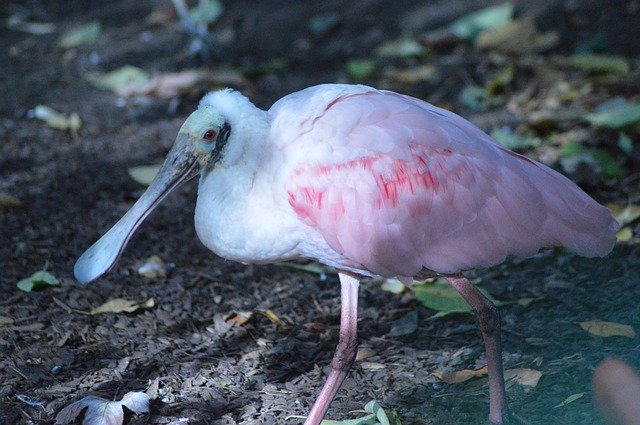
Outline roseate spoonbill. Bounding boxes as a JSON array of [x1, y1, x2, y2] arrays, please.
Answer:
[[75, 84, 618, 424]]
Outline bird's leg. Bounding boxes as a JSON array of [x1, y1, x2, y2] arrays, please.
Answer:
[[304, 272, 360, 425], [446, 275, 508, 425]]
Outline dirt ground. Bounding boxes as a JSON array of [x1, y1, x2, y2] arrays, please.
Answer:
[[1, 1, 639, 424]]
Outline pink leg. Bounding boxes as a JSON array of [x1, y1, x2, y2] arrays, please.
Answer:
[[304, 273, 360, 425], [446, 275, 508, 425]]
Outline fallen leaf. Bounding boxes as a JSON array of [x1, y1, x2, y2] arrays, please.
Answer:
[[618, 133, 634, 155], [504, 368, 542, 387], [347, 59, 377, 80], [30, 105, 82, 133], [225, 311, 253, 327], [54, 391, 149, 425], [380, 278, 406, 294], [189, 0, 224, 25], [85, 66, 151, 93], [318, 400, 401, 425], [450, 3, 514, 40], [308, 13, 341, 36], [414, 278, 497, 317], [587, 100, 640, 129], [261, 309, 285, 326], [559, 142, 622, 180], [616, 227, 633, 242], [6, 15, 56, 35], [58, 21, 101, 48], [433, 366, 488, 384], [276, 262, 334, 280], [607, 204, 640, 227], [114, 69, 246, 99], [17, 270, 60, 292], [476, 18, 558, 53], [137, 255, 166, 279], [128, 165, 161, 186], [554, 392, 585, 408], [91, 298, 154, 315], [0, 192, 22, 208], [360, 362, 386, 371], [377, 38, 425, 58], [565, 54, 630, 75], [491, 127, 540, 152], [579, 320, 636, 338], [384, 65, 437, 84], [356, 347, 377, 361], [458, 84, 504, 111]]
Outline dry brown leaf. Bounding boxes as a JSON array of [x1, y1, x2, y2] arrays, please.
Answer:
[[579, 320, 636, 338], [91, 298, 154, 315], [54, 391, 149, 425], [262, 309, 285, 326], [225, 311, 253, 327], [356, 347, 377, 361], [433, 365, 488, 384], [137, 255, 166, 279], [384, 64, 437, 84], [504, 368, 542, 387], [360, 361, 386, 370], [116, 69, 247, 98], [476, 18, 558, 53], [0, 192, 22, 208]]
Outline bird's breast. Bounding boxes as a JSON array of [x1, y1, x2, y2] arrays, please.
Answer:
[[193, 167, 303, 264]]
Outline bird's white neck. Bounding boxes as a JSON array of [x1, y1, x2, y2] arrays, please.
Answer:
[[193, 91, 302, 263]]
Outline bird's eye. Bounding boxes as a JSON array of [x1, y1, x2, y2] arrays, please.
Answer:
[[203, 129, 217, 141]]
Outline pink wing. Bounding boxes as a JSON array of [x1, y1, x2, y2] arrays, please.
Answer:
[[274, 85, 618, 278]]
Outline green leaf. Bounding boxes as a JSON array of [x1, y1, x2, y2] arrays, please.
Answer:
[[381, 278, 406, 294], [17, 271, 60, 292], [618, 133, 634, 155], [58, 21, 101, 48], [320, 401, 402, 425], [346, 59, 377, 80], [554, 392, 585, 408], [458, 85, 486, 111], [616, 226, 633, 242], [566, 54, 630, 75], [559, 141, 585, 157], [85, 65, 151, 92], [459, 84, 504, 111], [189, 0, 223, 25], [414, 279, 497, 317], [450, 3, 514, 40], [587, 101, 640, 129], [591, 149, 622, 179], [491, 127, 540, 152], [559, 142, 622, 180]]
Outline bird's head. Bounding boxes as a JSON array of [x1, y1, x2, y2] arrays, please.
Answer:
[[178, 106, 231, 169], [73, 89, 264, 284]]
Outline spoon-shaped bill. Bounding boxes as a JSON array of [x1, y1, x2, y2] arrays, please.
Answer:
[[74, 134, 199, 284]]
